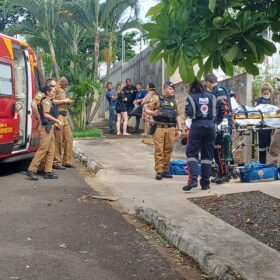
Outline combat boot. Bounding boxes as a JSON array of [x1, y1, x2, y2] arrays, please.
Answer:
[[155, 172, 163, 180], [215, 174, 231, 184], [26, 171, 38, 181], [211, 177, 217, 183], [53, 164, 66, 170], [214, 176, 224, 184], [223, 174, 231, 182], [211, 172, 222, 183], [182, 182, 198, 191], [44, 172, 58, 179], [162, 172, 173, 178]]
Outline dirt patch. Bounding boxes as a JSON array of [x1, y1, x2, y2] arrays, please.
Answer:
[[191, 191, 280, 252]]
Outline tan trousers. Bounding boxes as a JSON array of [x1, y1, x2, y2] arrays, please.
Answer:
[[154, 127, 176, 173], [28, 125, 55, 173], [54, 115, 73, 165], [268, 129, 280, 164]]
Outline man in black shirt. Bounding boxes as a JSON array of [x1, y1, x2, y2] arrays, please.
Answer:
[[123, 78, 137, 116]]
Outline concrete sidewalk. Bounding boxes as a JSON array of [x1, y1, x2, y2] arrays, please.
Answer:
[[74, 137, 280, 280]]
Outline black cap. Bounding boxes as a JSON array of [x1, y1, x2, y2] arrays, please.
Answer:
[[164, 81, 175, 89]]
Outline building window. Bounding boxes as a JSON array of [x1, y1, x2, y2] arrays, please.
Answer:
[[0, 63, 13, 97]]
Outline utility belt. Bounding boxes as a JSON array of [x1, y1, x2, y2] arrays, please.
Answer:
[[156, 123, 176, 128], [58, 111, 67, 117]]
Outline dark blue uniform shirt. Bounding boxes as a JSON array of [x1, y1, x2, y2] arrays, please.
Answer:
[[135, 90, 147, 100], [255, 97, 271, 105]]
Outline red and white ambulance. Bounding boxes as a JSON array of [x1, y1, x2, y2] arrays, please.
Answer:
[[0, 33, 42, 162]]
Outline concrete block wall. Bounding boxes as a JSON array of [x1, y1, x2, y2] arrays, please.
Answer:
[[108, 47, 163, 90], [95, 47, 163, 122]]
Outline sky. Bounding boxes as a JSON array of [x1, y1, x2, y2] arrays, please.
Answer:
[[130, 0, 159, 53], [139, 0, 159, 20]]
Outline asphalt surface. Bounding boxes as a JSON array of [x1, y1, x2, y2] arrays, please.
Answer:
[[0, 161, 185, 280]]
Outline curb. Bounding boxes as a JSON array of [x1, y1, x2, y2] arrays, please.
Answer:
[[136, 207, 245, 280], [73, 146, 103, 175]]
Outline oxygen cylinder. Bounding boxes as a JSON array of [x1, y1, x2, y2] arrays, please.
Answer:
[[222, 132, 232, 162]]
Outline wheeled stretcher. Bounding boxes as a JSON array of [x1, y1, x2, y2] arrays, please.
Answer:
[[234, 104, 280, 128], [232, 104, 280, 163]]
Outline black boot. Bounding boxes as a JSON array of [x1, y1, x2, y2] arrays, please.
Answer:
[[44, 172, 58, 179], [26, 171, 38, 181], [182, 182, 198, 191], [53, 164, 66, 170], [155, 172, 163, 180], [201, 185, 210, 191], [259, 150, 267, 164], [200, 163, 212, 188], [162, 172, 173, 178], [214, 176, 225, 184]]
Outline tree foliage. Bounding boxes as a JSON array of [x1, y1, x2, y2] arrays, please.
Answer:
[[0, 0, 27, 31], [5, 0, 65, 78], [144, 0, 280, 83], [2, 0, 142, 128]]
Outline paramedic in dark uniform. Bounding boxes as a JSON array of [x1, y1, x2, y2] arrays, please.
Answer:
[[183, 80, 217, 191], [204, 73, 232, 184], [146, 82, 182, 180], [26, 86, 63, 180], [254, 83, 273, 164]]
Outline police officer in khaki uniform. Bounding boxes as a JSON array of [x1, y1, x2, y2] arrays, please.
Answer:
[[26, 86, 63, 180], [31, 79, 57, 124], [53, 76, 74, 169], [146, 82, 182, 180]]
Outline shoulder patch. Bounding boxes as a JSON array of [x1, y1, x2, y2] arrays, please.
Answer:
[[43, 99, 52, 107], [35, 92, 43, 102]]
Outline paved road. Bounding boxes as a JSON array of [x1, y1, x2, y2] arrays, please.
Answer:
[[0, 161, 185, 280]]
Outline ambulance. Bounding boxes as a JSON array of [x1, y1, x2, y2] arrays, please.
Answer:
[[0, 33, 42, 162]]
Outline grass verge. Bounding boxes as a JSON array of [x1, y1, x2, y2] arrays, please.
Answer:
[[73, 128, 103, 138]]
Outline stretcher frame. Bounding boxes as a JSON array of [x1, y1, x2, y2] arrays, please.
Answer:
[[232, 108, 280, 163], [233, 120, 280, 164]]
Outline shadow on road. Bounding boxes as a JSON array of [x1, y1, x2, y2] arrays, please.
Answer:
[[0, 159, 31, 177]]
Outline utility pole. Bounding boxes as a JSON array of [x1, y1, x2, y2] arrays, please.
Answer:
[[139, 35, 142, 82], [121, 35, 125, 81], [161, 57, 165, 90]]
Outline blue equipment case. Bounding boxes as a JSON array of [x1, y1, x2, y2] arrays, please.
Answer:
[[169, 160, 202, 176], [239, 161, 278, 183]]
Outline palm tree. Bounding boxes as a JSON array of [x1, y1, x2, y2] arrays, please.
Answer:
[[103, 0, 142, 79], [63, 0, 137, 80], [6, 0, 63, 78], [55, 22, 87, 72], [0, 0, 6, 11]]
